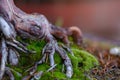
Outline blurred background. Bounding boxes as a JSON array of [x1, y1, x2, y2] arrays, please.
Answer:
[[14, 0, 120, 44]]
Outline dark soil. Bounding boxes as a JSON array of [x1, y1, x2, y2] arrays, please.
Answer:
[[82, 40, 120, 80]]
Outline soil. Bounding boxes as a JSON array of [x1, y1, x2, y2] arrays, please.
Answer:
[[82, 39, 120, 80]]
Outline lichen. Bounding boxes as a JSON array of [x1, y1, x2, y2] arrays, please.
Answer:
[[10, 38, 99, 80]]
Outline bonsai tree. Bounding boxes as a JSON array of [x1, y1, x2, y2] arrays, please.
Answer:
[[0, 0, 82, 79]]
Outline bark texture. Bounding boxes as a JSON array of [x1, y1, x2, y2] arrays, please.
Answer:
[[0, 0, 82, 79]]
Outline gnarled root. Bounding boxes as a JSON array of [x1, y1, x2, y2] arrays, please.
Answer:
[[0, 16, 35, 80], [0, 38, 8, 80], [55, 44, 73, 78], [28, 37, 73, 79], [0, 38, 15, 80], [0, 0, 83, 79], [50, 24, 83, 46]]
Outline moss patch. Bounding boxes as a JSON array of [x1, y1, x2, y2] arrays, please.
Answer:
[[9, 38, 99, 80]]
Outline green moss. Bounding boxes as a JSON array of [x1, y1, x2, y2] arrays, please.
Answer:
[[10, 38, 99, 80], [67, 48, 99, 80], [11, 68, 22, 80]]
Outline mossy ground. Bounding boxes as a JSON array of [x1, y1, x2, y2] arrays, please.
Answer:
[[7, 38, 99, 80]]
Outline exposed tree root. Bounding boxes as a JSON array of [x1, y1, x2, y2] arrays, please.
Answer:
[[0, 0, 82, 79]]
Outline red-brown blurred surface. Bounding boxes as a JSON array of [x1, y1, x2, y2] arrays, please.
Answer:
[[15, 1, 120, 42]]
